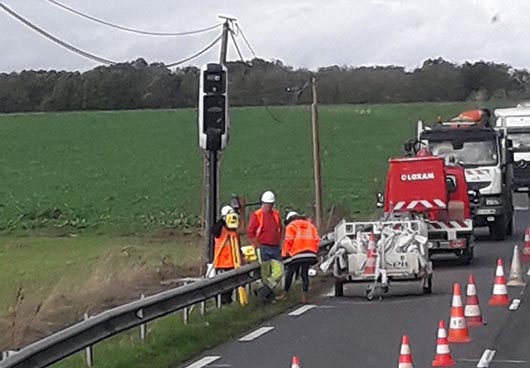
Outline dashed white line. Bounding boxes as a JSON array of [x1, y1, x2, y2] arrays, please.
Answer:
[[239, 327, 274, 342], [509, 298, 521, 311], [477, 349, 496, 367], [184, 356, 221, 368], [288, 305, 316, 316]]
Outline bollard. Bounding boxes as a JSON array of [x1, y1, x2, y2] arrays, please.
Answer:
[[84, 313, 94, 367]]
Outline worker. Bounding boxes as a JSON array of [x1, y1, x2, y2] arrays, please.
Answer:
[[211, 205, 241, 303], [247, 191, 283, 260], [282, 211, 320, 304], [247, 191, 284, 301]]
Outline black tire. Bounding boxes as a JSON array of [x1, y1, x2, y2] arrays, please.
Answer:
[[490, 218, 507, 241], [506, 214, 515, 236], [423, 276, 432, 294], [334, 281, 344, 297], [460, 246, 474, 265]]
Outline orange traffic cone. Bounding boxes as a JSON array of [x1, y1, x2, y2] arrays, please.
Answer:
[[465, 274, 485, 327], [364, 232, 377, 275], [291, 356, 301, 368], [489, 259, 510, 306], [447, 283, 471, 343], [432, 320, 456, 367], [522, 228, 530, 263], [398, 335, 414, 368]]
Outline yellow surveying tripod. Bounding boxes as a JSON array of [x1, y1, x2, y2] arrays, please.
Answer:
[[213, 212, 248, 306]]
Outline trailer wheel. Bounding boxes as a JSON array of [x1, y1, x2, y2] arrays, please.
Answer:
[[365, 287, 375, 301], [423, 276, 432, 295], [334, 281, 344, 297]]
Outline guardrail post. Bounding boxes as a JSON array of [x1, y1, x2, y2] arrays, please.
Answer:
[[200, 301, 206, 316], [139, 294, 146, 341], [183, 282, 190, 324], [84, 314, 94, 367], [216, 293, 222, 309]]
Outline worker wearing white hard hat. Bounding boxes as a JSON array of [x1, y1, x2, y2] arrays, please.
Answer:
[[247, 190, 284, 301], [282, 210, 320, 304], [247, 191, 282, 260], [210, 204, 241, 303]]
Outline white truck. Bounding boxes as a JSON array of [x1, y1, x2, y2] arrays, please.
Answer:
[[495, 104, 530, 194], [417, 117, 514, 240]]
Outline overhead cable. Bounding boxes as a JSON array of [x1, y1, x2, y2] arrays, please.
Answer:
[[45, 0, 222, 37], [166, 34, 222, 67], [229, 29, 245, 63], [236, 23, 256, 59], [0, 2, 115, 64]]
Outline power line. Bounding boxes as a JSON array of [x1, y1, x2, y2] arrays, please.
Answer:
[[0, 2, 115, 64], [45, 0, 223, 37], [236, 23, 256, 59], [229, 29, 245, 63], [166, 34, 222, 67]]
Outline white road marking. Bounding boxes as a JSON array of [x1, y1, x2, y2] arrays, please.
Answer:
[[477, 349, 496, 367], [288, 305, 316, 316], [509, 298, 521, 311], [184, 356, 221, 368], [239, 327, 274, 342]]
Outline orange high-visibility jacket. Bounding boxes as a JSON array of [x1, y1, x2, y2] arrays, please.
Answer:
[[282, 219, 320, 258], [213, 227, 239, 269]]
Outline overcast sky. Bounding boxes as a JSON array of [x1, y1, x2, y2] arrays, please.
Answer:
[[1, 0, 529, 73]]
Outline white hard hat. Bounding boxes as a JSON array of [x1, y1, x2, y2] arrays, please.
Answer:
[[221, 205, 234, 217], [286, 211, 298, 222], [261, 191, 276, 203]]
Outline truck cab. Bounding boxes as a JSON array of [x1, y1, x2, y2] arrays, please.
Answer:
[[417, 118, 513, 240], [495, 104, 530, 193]]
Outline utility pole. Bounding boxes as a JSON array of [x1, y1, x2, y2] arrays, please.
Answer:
[[202, 17, 234, 269], [311, 76, 323, 232]]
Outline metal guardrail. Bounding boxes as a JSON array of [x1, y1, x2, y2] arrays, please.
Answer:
[[0, 239, 334, 368]]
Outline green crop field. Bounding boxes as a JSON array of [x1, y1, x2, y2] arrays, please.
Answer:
[[0, 101, 512, 351], [0, 102, 499, 235]]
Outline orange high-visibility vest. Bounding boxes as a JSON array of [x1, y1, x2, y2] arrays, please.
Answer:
[[254, 208, 282, 237], [282, 219, 320, 258], [213, 227, 238, 269]]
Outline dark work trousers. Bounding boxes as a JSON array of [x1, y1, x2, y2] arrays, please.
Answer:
[[284, 260, 313, 293]]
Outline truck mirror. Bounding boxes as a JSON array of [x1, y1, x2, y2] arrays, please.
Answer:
[[376, 192, 384, 208], [446, 176, 457, 194], [403, 141, 413, 154], [505, 139, 513, 149]]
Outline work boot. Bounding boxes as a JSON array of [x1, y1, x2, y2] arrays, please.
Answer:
[[275, 291, 288, 301], [300, 292, 308, 304]]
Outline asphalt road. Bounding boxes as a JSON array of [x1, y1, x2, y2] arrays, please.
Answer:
[[182, 208, 530, 368]]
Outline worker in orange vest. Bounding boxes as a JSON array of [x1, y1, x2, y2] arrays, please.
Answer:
[[282, 211, 320, 304], [211, 205, 241, 303]]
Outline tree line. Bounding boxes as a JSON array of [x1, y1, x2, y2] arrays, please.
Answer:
[[1, 57, 529, 113]]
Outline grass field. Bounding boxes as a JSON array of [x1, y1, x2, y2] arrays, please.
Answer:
[[0, 101, 501, 234]]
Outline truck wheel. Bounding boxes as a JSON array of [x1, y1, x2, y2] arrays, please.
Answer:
[[490, 219, 507, 241], [334, 281, 344, 297], [506, 214, 515, 236], [461, 246, 474, 265]]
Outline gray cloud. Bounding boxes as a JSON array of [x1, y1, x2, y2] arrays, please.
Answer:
[[0, 0, 528, 72]]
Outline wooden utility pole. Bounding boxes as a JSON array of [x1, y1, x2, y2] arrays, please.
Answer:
[[311, 76, 323, 232]]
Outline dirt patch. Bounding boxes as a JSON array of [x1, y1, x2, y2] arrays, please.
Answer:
[[0, 251, 199, 351]]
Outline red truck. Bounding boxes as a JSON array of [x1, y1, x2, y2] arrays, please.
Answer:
[[378, 155, 474, 263]]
